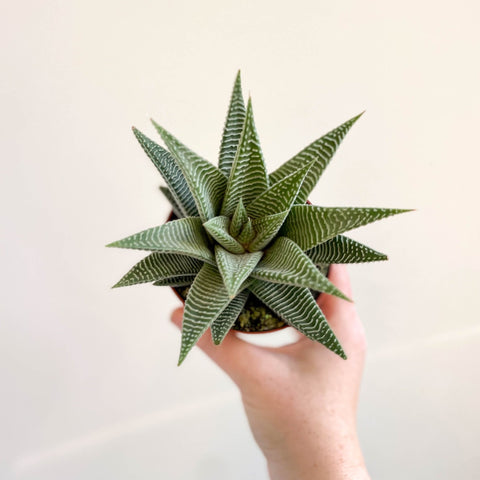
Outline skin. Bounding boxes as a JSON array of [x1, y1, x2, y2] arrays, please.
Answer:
[[171, 264, 371, 480]]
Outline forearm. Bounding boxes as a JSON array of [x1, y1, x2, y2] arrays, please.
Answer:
[[264, 424, 370, 480], [266, 443, 369, 479]]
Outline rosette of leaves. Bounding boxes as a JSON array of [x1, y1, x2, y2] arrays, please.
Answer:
[[107, 72, 410, 365]]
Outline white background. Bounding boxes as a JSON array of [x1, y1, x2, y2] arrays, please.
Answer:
[[1, 0, 479, 478]]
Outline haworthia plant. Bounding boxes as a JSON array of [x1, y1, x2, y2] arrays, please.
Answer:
[[108, 72, 412, 365]]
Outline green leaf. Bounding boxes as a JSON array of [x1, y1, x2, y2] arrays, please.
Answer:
[[179, 264, 232, 365], [159, 186, 184, 219], [221, 98, 269, 216], [215, 246, 262, 298], [281, 205, 412, 251], [153, 276, 196, 287], [151, 120, 227, 222], [230, 198, 248, 237], [306, 235, 388, 264], [211, 290, 249, 345], [218, 71, 246, 178], [203, 216, 245, 254], [246, 161, 313, 219], [269, 113, 364, 205], [248, 210, 289, 252], [112, 252, 202, 288], [106, 217, 215, 264], [132, 128, 198, 217], [249, 280, 346, 359], [251, 237, 350, 301], [236, 217, 254, 245]]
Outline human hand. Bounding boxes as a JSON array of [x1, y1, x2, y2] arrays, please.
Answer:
[[171, 264, 370, 480]]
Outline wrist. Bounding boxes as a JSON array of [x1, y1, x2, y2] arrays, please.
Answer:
[[265, 424, 369, 480]]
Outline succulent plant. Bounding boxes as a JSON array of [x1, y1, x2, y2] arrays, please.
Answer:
[[107, 72, 410, 365]]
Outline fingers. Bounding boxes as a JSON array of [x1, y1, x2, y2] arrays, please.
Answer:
[[170, 307, 263, 383]]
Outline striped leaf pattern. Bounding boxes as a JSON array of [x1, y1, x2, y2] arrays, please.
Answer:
[[236, 217, 254, 245], [110, 75, 412, 365], [132, 128, 198, 217], [159, 186, 184, 219], [252, 237, 350, 301], [249, 280, 346, 359], [221, 98, 269, 216], [215, 246, 262, 298], [153, 276, 196, 287], [249, 210, 289, 251], [211, 290, 249, 345], [218, 71, 246, 178], [306, 235, 388, 264], [106, 217, 214, 264], [179, 264, 232, 365], [152, 120, 227, 222], [269, 113, 363, 205], [230, 198, 248, 237], [113, 252, 202, 288], [246, 161, 313, 218], [281, 205, 411, 251], [203, 216, 245, 254]]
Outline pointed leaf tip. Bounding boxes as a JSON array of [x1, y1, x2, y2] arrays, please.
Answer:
[[355, 110, 366, 120], [306, 235, 389, 265], [219, 75, 246, 177], [221, 95, 268, 215], [215, 245, 262, 297], [249, 281, 346, 358], [151, 119, 226, 221], [282, 206, 412, 251], [179, 264, 233, 364], [269, 112, 366, 204]]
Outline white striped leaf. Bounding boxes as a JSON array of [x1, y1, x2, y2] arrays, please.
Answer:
[[251, 237, 350, 301], [113, 252, 202, 288], [153, 275, 196, 287], [221, 98, 269, 216], [211, 290, 249, 345], [179, 264, 232, 365], [249, 280, 346, 359], [152, 120, 227, 222], [215, 246, 263, 298], [203, 216, 245, 254], [236, 217, 254, 245], [219, 71, 246, 178], [159, 186, 184, 219], [248, 210, 289, 252], [106, 217, 214, 264], [306, 235, 388, 264], [281, 205, 411, 251], [230, 198, 248, 237], [269, 113, 364, 205], [246, 161, 313, 218], [133, 128, 198, 217]]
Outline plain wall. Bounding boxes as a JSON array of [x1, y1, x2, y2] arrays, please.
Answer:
[[1, 0, 479, 478]]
